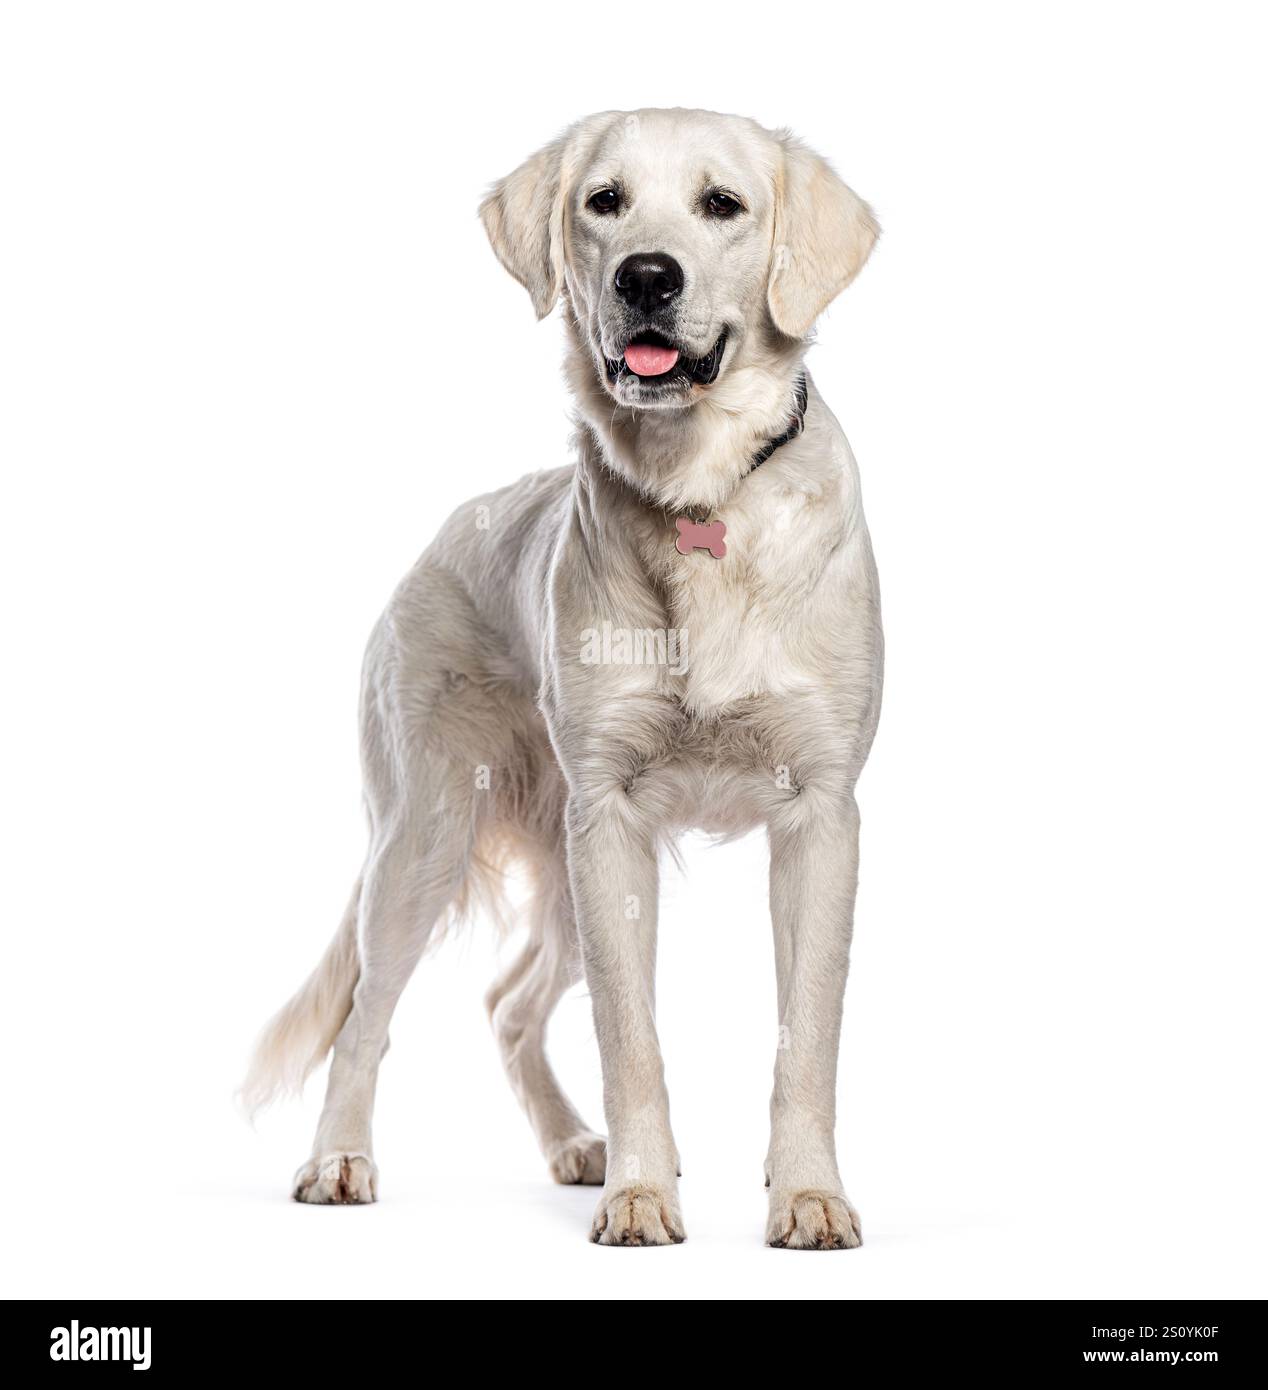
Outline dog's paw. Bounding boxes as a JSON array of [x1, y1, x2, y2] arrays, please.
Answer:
[[292, 1153, 378, 1205], [548, 1132, 607, 1185], [591, 1185, 685, 1246], [766, 1189, 862, 1250]]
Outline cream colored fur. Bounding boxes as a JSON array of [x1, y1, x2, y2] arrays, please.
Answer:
[[244, 108, 882, 1248]]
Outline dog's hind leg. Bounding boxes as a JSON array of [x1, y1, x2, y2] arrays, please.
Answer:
[[293, 792, 474, 1204], [485, 862, 605, 1185]]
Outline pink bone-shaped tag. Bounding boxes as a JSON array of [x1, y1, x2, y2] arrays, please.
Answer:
[[675, 517, 727, 558]]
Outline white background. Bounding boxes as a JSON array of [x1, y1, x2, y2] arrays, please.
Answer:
[[2, 1, 1265, 1301]]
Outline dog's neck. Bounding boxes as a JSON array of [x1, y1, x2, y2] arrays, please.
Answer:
[[563, 313, 808, 517]]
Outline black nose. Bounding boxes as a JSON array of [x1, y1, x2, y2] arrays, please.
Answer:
[[613, 253, 684, 313]]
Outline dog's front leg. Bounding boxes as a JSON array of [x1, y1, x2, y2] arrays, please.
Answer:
[[566, 785, 684, 1246], [765, 789, 864, 1249]]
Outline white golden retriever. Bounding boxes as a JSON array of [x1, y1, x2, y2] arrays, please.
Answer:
[[244, 108, 882, 1249]]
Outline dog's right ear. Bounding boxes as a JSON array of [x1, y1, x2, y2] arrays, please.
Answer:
[[480, 129, 574, 319]]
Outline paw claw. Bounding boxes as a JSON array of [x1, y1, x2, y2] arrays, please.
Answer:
[[292, 1153, 378, 1205], [548, 1132, 607, 1185], [766, 1189, 861, 1250], [590, 1186, 684, 1247]]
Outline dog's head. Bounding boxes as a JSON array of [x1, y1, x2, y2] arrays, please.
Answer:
[[481, 109, 878, 411]]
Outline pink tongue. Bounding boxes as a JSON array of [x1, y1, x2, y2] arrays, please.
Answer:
[[624, 342, 680, 376]]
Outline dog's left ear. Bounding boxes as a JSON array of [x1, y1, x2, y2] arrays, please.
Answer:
[[480, 128, 575, 319], [767, 133, 879, 339]]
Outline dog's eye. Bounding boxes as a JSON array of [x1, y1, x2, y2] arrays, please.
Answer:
[[704, 191, 743, 218], [587, 188, 620, 215]]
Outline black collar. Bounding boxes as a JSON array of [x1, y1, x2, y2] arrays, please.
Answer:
[[676, 372, 807, 521], [746, 372, 809, 475], [607, 373, 810, 521]]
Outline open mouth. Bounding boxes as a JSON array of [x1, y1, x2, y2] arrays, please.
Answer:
[[605, 329, 728, 389]]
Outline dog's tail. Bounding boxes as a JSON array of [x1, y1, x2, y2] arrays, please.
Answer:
[[239, 880, 361, 1118]]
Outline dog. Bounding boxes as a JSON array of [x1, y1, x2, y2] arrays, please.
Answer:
[[243, 108, 883, 1249]]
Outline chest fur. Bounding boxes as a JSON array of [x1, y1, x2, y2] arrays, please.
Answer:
[[649, 486, 850, 713]]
